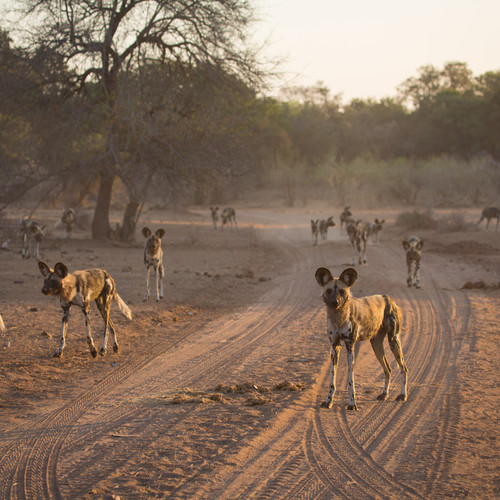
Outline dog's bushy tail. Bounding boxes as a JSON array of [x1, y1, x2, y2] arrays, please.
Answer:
[[114, 294, 132, 320], [383, 295, 402, 335]]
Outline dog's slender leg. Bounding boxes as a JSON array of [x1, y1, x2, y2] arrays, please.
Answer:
[[321, 341, 341, 408], [95, 297, 109, 355], [158, 263, 164, 300], [351, 242, 356, 266], [82, 303, 98, 357], [407, 260, 413, 287], [414, 260, 421, 288], [356, 239, 362, 265], [370, 336, 392, 400], [346, 343, 358, 410], [144, 266, 150, 301], [96, 297, 119, 354], [388, 335, 408, 401], [153, 265, 159, 301], [108, 317, 119, 353], [55, 304, 71, 357]]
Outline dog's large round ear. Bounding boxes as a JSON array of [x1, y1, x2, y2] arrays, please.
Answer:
[[339, 268, 358, 288], [142, 227, 152, 238], [54, 262, 69, 278], [38, 261, 52, 277], [155, 228, 166, 239], [402, 240, 410, 250], [417, 240, 424, 250], [315, 267, 333, 286]]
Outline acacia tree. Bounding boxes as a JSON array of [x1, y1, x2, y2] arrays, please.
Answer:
[[11, 0, 264, 238]]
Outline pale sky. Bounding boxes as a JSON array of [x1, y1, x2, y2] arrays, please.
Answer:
[[255, 0, 500, 102]]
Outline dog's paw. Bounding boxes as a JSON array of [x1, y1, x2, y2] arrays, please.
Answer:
[[377, 392, 388, 401], [53, 351, 62, 358], [347, 404, 358, 411], [90, 348, 98, 358], [99, 348, 106, 357], [113, 344, 119, 354], [320, 401, 332, 409], [396, 394, 407, 401]]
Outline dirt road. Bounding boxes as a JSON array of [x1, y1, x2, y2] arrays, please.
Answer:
[[0, 206, 498, 498]]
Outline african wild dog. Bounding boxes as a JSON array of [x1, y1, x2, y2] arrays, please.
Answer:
[[38, 261, 132, 358], [347, 221, 367, 265], [221, 207, 237, 229], [340, 206, 354, 233], [142, 227, 165, 301], [210, 206, 219, 229], [402, 236, 423, 288], [315, 266, 408, 410], [477, 206, 500, 231], [60, 208, 76, 238], [366, 218, 385, 245], [319, 216, 336, 241], [311, 219, 319, 246], [20, 217, 46, 259]]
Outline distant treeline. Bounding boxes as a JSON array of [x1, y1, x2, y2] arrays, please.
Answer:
[[0, 4, 498, 238]]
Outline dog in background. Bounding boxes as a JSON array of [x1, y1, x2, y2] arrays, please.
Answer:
[[311, 219, 319, 246], [20, 217, 46, 259], [477, 206, 499, 231], [38, 261, 132, 358], [347, 221, 367, 265], [340, 206, 354, 233], [221, 207, 237, 229], [402, 236, 424, 288], [210, 207, 219, 229], [315, 266, 408, 410], [319, 216, 336, 241], [366, 218, 385, 245], [55, 208, 76, 238], [142, 227, 165, 302]]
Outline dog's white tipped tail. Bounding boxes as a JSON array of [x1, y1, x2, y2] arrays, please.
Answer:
[[115, 294, 132, 320], [0, 313, 5, 331]]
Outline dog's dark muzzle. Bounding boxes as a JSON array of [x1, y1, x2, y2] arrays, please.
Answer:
[[324, 296, 339, 308]]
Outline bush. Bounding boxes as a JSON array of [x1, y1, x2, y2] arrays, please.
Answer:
[[396, 210, 438, 230]]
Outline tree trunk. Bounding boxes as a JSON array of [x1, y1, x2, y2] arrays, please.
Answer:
[[91, 171, 115, 239], [120, 200, 140, 242]]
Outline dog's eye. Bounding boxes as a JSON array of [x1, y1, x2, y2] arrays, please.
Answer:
[[339, 289, 345, 296]]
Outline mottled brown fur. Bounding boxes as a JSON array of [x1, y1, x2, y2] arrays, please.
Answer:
[[210, 206, 219, 229], [38, 261, 132, 358], [142, 227, 165, 301], [20, 218, 45, 260], [402, 236, 424, 288], [347, 221, 367, 265], [221, 207, 237, 229], [366, 218, 385, 245], [315, 267, 408, 410], [478, 206, 500, 231], [319, 216, 335, 241], [311, 219, 319, 246]]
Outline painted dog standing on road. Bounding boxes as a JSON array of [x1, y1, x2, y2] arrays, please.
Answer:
[[315, 266, 408, 410]]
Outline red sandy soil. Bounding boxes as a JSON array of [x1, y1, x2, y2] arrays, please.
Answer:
[[0, 203, 498, 499]]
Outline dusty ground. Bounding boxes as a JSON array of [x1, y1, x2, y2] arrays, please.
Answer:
[[0, 202, 498, 499]]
